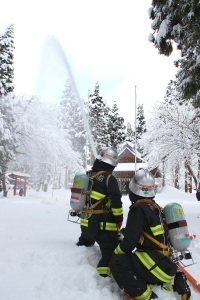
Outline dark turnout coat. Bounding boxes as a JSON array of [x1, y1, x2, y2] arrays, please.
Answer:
[[110, 199, 177, 299], [78, 159, 123, 277]]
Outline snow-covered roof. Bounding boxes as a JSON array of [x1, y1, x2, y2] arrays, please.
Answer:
[[114, 162, 147, 171], [118, 142, 145, 162], [8, 172, 30, 178]]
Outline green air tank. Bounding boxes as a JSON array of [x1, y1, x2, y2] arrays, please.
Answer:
[[163, 202, 191, 252]]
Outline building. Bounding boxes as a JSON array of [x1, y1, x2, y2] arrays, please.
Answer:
[[113, 142, 162, 194]]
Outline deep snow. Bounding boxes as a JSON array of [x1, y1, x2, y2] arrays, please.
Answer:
[[0, 186, 200, 300]]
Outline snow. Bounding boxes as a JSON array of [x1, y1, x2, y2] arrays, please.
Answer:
[[0, 186, 200, 300], [114, 162, 147, 171]]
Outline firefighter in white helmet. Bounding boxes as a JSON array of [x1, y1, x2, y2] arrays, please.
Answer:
[[76, 146, 123, 278], [110, 169, 191, 300]]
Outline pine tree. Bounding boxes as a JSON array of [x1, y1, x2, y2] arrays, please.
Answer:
[[88, 82, 107, 153], [149, 1, 200, 101], [136, 104, 146, 154], [0, 24, 15, 196], [107, 100, 126, 147], [0, 24, 15, 96], [0, 94, 18, 196], [126, 122, 134, 143], [58, 79, 86, 166]]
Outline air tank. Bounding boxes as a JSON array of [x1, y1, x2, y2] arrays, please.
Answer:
[[163, 202, 191, 251], [70, 173, 89, 212]]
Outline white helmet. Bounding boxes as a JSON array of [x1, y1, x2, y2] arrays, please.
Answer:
[[98, 147, 118, 167], [129, 168, 156, 198]]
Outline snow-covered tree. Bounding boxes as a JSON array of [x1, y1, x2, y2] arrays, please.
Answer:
[[148, 1, 200, 101], [107, 100, 126, 147], [58, 79, 86, 167], [126, 122, 134, 143], [0, 94, 18, 195], [0, 24, 14, 96], [136, 103, 146, 154], [8, 95, 83, 188], [88, 82, 107, 153], [140, 99, 200, 190]]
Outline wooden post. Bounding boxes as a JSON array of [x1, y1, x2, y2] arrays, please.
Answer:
[[14, 176, 17, 196]]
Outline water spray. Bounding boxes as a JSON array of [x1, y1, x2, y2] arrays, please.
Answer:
[[47, 35, 97, 159]]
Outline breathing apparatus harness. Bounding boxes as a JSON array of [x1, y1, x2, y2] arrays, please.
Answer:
[[130, 199, 194, 300], [136, 199, 171, 256], [135, 199, 195, 267]]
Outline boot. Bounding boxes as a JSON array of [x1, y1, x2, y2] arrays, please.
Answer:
[[173, 272, 191, 300], [76, 236, 95, 247], [149, 291, 158, 299], [125, 291, 158, 300]]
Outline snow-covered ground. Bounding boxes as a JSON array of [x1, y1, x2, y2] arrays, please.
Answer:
[[0, 186, 200, 300]]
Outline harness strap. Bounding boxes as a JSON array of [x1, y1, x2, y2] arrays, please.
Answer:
[[85, 171, 111, 215], [89, 170, 106, 180], [137, 199, 163, 210], [82, 209, 109, 214], [136, 199, 172, 256], [143, 232, 168, 250]]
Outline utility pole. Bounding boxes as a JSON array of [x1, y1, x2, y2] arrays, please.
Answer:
[[134, 85, 137, 173], [85, 90, 90, 171]]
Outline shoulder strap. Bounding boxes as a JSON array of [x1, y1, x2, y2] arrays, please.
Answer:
[[137, 199, 172, 256], [83, 171, 111, 215], [90, 170, 106, 180], [106, 174, 112, 188], [137, 199, 163, 210], [89, 170, 111, 188]]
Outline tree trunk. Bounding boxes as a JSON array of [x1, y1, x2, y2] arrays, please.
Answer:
[[162, 160, 165, 187], [2, 174, 8, 197], [174, 166, 179, 189], [185, 160, 188, 193]]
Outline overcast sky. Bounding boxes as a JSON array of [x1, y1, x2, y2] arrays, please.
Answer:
[[1, 0, 179, 124]]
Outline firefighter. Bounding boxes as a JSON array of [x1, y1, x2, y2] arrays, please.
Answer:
[[76, 146, 123, 277], [110, 168, 182, 300]]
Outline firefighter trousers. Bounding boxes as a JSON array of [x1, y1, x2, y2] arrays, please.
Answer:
[[110, 250, 177, 298]]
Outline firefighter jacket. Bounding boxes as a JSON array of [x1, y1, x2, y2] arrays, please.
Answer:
[[115, 200, 168, 253], [80, 159, 123, 232]]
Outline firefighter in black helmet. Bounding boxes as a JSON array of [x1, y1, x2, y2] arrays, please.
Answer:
[[76, 147, 123, 277], [110, 169, 191, 300]]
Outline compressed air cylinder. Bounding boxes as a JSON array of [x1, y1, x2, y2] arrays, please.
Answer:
[[70, 173, 89, 211], [163, 202, 191, 251]]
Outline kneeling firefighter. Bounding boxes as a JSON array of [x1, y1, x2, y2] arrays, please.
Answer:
[[76, 147, 123, 277], [110, 168, 191, 300]]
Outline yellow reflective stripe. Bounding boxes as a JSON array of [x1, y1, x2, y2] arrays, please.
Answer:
[[80, 219, 88, 227], [111, 207, 123, 216], [96, 266, 111, 277], [114, 244, 126, 255], [105, 199, 111, 209], [150, 224, 163, 236], [100, 222, 118, 231], [90, 190, 106, 200], [134, 284, 151, 300], [81, 219, 117, 231], [163, 280, 173, 291], [135, 252, 173, 282]]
